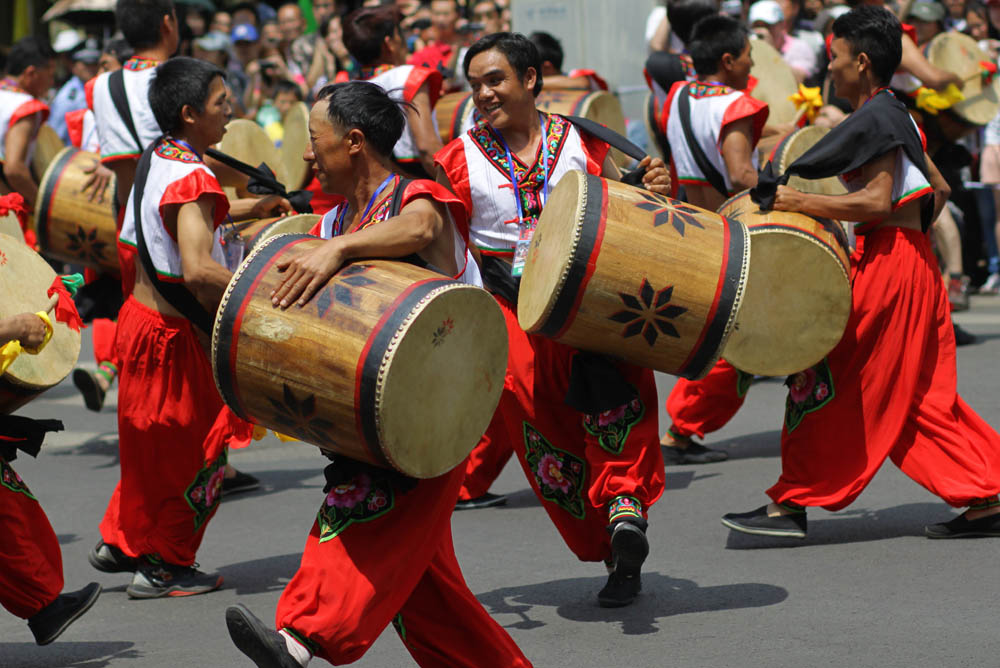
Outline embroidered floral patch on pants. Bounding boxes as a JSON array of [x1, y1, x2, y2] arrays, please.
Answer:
[[523, 422, 587, 519], [784, 359, 835, 432], [582, 394, 645, 455], [184, 450, 228, 530], [317, 472, 395, 542], [0, 458, 34, 499]]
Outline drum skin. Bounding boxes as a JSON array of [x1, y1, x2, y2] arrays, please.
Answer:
[[0, 233, 81, 413], [517, 170, 750, 380], [924, 32, 1000, 127], [771, 126, 848, 197], [34, 147, 119, 272], [279, 101, 311, 190], [748, 39, 798, 126], [31, 124, 65, 182], [213, 234, 508, 478], [717, 191, 851, 376]]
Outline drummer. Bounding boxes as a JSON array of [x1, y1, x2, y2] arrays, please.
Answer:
[[436, 32, 669, 608], [225, 81, 531, 668], [0, 36, 55, 213], [722, 5, 1000, 540]]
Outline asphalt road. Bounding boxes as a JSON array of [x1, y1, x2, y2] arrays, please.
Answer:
[[2, 297, 1000, 667]]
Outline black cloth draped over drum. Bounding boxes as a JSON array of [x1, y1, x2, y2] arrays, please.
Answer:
[[751, 89, 934, 230], [0, 415, 63, 461]]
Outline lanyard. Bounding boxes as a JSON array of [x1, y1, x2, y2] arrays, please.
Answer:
[[336, 173, 396, 237], [494, 113, 550, 223]]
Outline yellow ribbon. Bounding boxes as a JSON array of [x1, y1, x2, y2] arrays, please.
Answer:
[[251, 425, 299, 443], [914, 84, 965, 115], [788, 84, 823, 123], [0, 312, 54, 375]]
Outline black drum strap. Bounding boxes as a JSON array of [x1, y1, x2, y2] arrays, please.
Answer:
[[132, 139, 215, 334], [677, 84, 730, 198], [109, 69, 144, 153]]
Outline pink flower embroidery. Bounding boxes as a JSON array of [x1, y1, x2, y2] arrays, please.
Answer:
[[528, 431, 540, 442], [789, 368, 817, 404], [205, 467, 225, 505], [190, 486, 205, 504], [537, 454, 572, 493], [326, 474, 371, 508], [367, 489, 388, 512], [814, 382, 829, 401], [597, 405, 627, 427]]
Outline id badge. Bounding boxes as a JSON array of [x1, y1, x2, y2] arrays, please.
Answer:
[[511, 218, 536, 277], [222, 235, 245, 272]]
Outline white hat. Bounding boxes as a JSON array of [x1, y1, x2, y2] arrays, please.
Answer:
[[52, 29, 84, 54], [749, 0, 785, 26]]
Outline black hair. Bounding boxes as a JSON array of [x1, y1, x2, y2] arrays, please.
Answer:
[[528, 31, 563, 71], [116, 0, 175, 50], [688, 14, 748, 76], [342, 6, 400, 66], [315, 81, 406, 158], [463, 32, 543, 96], [230, 1, 259, 26], [149, 56, 225, 134], [103, 37, 134, 63], [274, 78, 304, 100], [667, 0, 718, 46], [832, 5, 902, 85], [6, 36, 56, 77]]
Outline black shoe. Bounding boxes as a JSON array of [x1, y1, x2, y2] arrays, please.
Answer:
[[597, 569, 642, 608], [662, 441, 729, 465], [87, 540, 138, 574], [609, 520, 649, 574], [28, 582, 102, 646], [226, 604, 302, 668], [126, 557, 223, 599], [222, 469, 261, 497], [925, 512, 1000, 538], [953, 322, 977, 346], [72, 368, 106, 412], [721, 505, 807, 538], [455, 492, 508, 510]]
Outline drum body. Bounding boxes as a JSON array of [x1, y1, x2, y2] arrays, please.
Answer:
[[748, 39, 798, 126], [535, 89, 630, 166], [213, 234, 508, 478], [517, 170, 750, 380], [0, 233, 82, 413], [34, 147, 119, 272], [924, 32, 1000, 127], [434, 92, 477, 145], [224, 213, 321, 258], [717, 192, 851, 376]]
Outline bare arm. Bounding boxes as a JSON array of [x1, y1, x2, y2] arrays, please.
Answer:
[[174, 196, 234, 312], [720, 117, 758, 192], [773, 150, 895, 222], [900, 34, 962, 90], [649, 14, 670, 52], [227, 194, 293, 221], [407, 83, 445, 177], [3, 117, 39, 207], [923, 151, 951, 221]]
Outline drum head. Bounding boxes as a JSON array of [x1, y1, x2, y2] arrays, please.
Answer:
[[32, 124, 65, 181], [279, 102, 311, 190], [749, 39, 799, 126], [250, 213, 320, 250], [925, 32, 1000, 126], [377, 284, 507, 478], [218, 119, 287, 188], [775, 127, 847, 196], [0, 212, 25, 244], [0, 233, 81, 390]]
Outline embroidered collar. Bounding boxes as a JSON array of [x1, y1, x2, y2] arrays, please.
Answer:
[[360, 64, 396, 80], [689, 80, 734, 98], [155, 138, 202, 164], [124, 57, 159, 72], [0, 78, 25, 94], [353, 174, 401, 234]]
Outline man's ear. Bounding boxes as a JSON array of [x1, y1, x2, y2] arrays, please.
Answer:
[[523, 65, 538, 92], [179, 103, 198, 128], [857, 51, 871, 77], [346, 127, 366, 155], [721, 51, 735, 72]]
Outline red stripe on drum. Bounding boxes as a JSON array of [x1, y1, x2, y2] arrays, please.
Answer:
[[679, 217, 731, 376]]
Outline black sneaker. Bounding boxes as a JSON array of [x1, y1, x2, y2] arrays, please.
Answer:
[[455, 492, 508, 510], [597, 569, 642, 608], [226, 604, 302, 668], [953, 322, 977, 347], [610, 520, 649, 574], [925, 512, 1000, 538], [721, 505, 807, 538], [28, 582, 102, 645], [662, 441, 729, 465], [222, 469, 261, 497], [72, 368, 107, 412], [88, 540, 138, 573], [126, 557, 223, 599]]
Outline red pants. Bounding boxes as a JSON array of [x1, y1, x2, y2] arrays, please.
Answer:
[[494, 296, 664, 563], [99, 298, 251, 565], [91, 318, 117, 368], [665, 359, 751, 439], [769, 227, 1000, 510], [0, 458, 62, 619], [275, 463, 531, 667], [458, 411, 513, 500]]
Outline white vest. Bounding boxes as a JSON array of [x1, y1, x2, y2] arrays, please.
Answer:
[[0, 80, 47, 163], [368, 65, 439, 164], [91, 58, 162, 162]]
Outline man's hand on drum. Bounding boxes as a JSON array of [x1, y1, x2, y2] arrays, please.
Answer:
[[772, 184, 806, 212], [639, 156, 671, 195], [271, 239, 347, 309], [81, 160, 113, 204], [0, 313, 48, 348], [250, 194, 294, 219]]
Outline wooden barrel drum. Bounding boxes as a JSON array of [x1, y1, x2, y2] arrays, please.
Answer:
[[433, 91, 476, 145], [517, 170, 750, 380], [717, 191, 851, 376], [34, 147, 119, 272], [224, 213, 320, 259], [0, 233, 82, 413], [535, 89, 630, 166], [213, 234, 508, 478]]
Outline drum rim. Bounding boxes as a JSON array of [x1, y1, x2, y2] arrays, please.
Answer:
[[248, 213, 320, 251]]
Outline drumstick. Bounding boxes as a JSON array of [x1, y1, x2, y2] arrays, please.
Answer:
[[44, 293, 60, 314]]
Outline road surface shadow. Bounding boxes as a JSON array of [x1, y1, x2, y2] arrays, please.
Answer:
[[220, 467, 324, 502], [723, 502, 951, 549], [0, 641, 138, 667], [477, 572, 787, 635], [713, 430, 782, 461], [216, 552, 302, 595], [49, 432, 121, 468]]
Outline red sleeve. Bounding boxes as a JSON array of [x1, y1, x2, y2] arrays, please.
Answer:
[[404, 66, 444, 108], [65, 109, 86, 148], [720, 94, 770, 149], [401, 178, 470, 244], [303, 176, 347, 217], [334, 70, 350, 83], [901, 23, 918, 45], [308, 219, 322, 237], [567, 68, 608, 91], [579, 126, 612, 175], [433, 138, 474, 222], [84, 77, 96, 111], [158, 169, 229, 239], [9, 99, 49, 128]]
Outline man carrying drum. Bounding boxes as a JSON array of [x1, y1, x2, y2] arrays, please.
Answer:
[[224, 81, 531, 668], [722, 6, 1000, 540], [435, 32, 670, 608]]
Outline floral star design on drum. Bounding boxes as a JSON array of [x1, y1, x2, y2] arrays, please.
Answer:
[[609, 278, 688, 346], [267, 383, 336, 446], [65, 226, 109, 265], [314, 264, 375, 316], [633, 191, 705, 237]]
